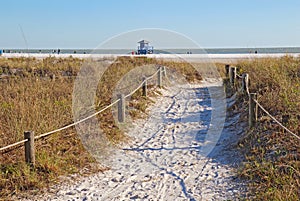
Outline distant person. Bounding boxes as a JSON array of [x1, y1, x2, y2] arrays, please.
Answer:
[[255, 50, 258, 54], [58, 49, 61, 54], [74, 50, 77, 54]]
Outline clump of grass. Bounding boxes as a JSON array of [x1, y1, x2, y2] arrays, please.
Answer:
[[234, 56, 300, 200], [0, 56, 202, 199], [0, 56, 82, 71], [0, 75, 98, 199], [158, 60, 202, 82]]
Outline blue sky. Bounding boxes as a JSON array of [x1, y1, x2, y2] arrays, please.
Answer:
[[1, 0, 300, 49]]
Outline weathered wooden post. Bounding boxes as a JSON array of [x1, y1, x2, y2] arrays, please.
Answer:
[[50, 74, 56, 81], [24, 131, 35, 167], [233, 67, 237, 83], [162, 66, 166, 77], [117, 94, 125, 123], [142, 76, 147, 97], [157, 66, 162, 88], [242, 73, 249, 94], [229, 67, 236, 85], [225, 64, 230, 76], [229, 67, 237, 85], [249, 93, 257, 128], [229, 67, 233, 83], [282, 114, 290, 126]]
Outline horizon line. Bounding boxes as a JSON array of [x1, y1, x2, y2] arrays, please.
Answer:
[[2, 46, 300, 50]]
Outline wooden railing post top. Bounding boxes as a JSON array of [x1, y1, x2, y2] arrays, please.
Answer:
[[242, 73, 249, 78], [249, 93, 257, 100], [117, 93, 125, 98], [24, 131, 34, 138], [225, 64, 230, 75]]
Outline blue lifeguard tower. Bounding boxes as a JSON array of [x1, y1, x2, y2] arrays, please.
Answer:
[[137, 40, 153, 54]]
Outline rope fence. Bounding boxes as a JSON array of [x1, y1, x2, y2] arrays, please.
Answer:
[[35, 99, 121, 140], [124, 80, 146, 99], [254, 100, 300, 140], [226, 65, 300, 141], [0, 65, 166, 166], [0, 139, 28, 152]]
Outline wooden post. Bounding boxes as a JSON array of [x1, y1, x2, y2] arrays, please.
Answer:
[[233, 67, 237, 89], [117, 94, 125, 123], [242, 73, 249, 94], [225, 64, 230, 76], [157, 66, 162, 88], [50, 74, 55, 81], [282, 114, 290, 126], [249, 93, 257, 128], [233, 67, 237, 83], [24, 131, 35, 167], [142, 76, 147, 97], [229, 67, 236, 85], [162, 66, 166, 77]]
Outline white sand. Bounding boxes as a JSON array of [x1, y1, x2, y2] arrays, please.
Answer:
[[23, 80, 247, 201], [2, 52, 300, 63]]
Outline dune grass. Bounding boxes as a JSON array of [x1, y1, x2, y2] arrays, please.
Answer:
[[234, 56, 300, 200], [0, 56, 201, 199]]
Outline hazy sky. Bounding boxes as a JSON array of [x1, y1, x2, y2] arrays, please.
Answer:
[[1, 0, 300, 49]]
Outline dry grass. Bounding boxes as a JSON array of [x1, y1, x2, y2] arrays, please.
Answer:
[[0, 56, 201, 199], [0, 56, 82, 73], [233, 56, 300, 200]]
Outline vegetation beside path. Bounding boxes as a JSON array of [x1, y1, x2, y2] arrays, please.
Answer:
[[231, 56, 300, 200], [0, 56, 201, 199]]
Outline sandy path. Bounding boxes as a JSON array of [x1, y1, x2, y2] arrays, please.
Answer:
[[31, 81, 247, 201]]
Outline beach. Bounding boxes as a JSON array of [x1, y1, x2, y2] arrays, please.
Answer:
[[1, 53, 299, 200], [2, 53, 300, 64]]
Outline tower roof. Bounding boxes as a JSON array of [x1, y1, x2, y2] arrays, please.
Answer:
[[138, 40, 150, 44]]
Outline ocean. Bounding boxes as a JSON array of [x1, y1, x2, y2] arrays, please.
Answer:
[[2, 47, 300, 54]]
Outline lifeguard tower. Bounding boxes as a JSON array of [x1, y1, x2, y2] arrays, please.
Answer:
[[137, 40, 154, 54]]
